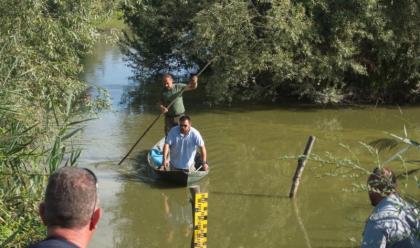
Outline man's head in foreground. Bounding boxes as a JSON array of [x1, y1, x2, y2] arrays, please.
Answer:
[[38, 167, 101, 248], [367, 167, 397, 206]]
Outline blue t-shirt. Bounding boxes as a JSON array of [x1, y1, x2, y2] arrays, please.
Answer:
[[361, 194, 420, 248], [165, 126, 204, 169], [28, 237, 79, 248]]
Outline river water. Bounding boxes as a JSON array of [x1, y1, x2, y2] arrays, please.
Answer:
[[79, 42, 419, 248]]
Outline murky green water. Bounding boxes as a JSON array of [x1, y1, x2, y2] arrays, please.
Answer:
[[80, 42, 419, 248]]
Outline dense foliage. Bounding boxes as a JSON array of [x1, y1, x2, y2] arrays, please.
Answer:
[[0, 0, 113, 246], [121, 0, 419, 104]]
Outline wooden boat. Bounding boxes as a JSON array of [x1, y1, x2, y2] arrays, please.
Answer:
[[147, 138, 209, 186]]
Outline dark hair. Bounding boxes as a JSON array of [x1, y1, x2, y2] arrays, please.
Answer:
[[43, 167, 97, 228], [179, 115, 191, 123], [368, 167, 397, 194]]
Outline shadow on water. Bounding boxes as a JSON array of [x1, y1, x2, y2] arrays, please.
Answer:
[[210, 190, 289, 199]]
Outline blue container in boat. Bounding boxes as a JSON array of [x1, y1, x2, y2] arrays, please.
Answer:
[[150, 148, 163, 167]]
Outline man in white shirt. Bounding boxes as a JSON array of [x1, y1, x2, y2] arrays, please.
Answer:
[[361, 167, 419, 248], [161, 115, 208, 171]]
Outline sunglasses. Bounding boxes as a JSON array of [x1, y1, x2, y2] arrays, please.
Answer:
[[82, 168, 98, 219], [83, 167, 98, 185], [179, 124, 189, 127]]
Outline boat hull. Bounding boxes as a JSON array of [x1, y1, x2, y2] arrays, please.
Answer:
[[147, 138, 208, 186]]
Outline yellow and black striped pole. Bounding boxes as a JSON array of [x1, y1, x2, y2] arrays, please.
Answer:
[[190, 186, 208, 248]]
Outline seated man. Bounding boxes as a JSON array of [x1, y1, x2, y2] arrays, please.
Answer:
[[161, 115, 208, 171], [29, 167, 101, 248], [361, 167, 419, 248]]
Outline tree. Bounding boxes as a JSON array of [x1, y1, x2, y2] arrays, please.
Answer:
[[121, 0, 419, 104]]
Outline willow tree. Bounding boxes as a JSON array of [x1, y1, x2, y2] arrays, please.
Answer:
[[0, 0, 113, 246], [121, 0, 419, 104]]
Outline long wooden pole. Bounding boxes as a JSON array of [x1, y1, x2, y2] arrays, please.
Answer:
[[289, 136, 316, 198], [118, 61, 212, 165]]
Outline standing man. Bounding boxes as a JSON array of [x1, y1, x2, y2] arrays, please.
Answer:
[[361, 167, 419, 248], [29, 167, 101, 248], [159, 74, 198, 135], [161, 116, 208, 171]]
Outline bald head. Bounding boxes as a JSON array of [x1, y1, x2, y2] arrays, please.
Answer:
[[162, 74, 173, 90]]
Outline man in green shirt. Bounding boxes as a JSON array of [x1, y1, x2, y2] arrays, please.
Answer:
[[159, 74, 198, 135]]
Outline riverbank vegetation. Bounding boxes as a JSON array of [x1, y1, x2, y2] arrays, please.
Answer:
[[0, 1, 116, 246], [121, 0, 419, 105], [96, 9, 126, 32]]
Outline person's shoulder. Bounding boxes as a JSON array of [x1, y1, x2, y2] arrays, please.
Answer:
[[190, 127, 203, 138], [382, 194, 415, 213], [28, 238, 78, 248], [190, 127, 200, 134], [368, 195, 413, 224], [167, 126, 180, 138]]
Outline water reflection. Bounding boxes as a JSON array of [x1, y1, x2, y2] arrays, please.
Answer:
[[293, 199, 312, 248], [208, 191, 293, 247], [161, 191, 193, 244], [82, 41, 136, 110], [110, 181, 194, 247]]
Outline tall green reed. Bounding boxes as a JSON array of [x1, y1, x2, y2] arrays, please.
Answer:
[[0, 1, 114, 246], [0, 93, 100, 247]]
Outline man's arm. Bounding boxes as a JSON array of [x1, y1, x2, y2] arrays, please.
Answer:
[[200, 145, 208, 171], [184, 75, 198, 91], [158, 95, 168, 114], [161, 143, 170, 171], [159, 102, 168, 114]]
